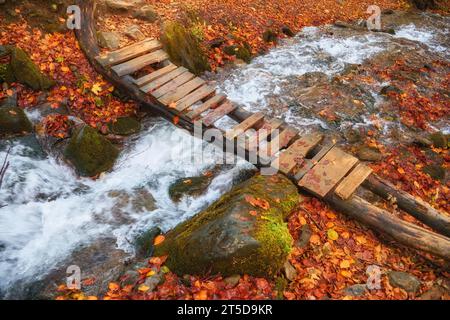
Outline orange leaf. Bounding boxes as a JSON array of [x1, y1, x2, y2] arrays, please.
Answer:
[[154, 235, 165, 246], [173, 116, 180, 125]]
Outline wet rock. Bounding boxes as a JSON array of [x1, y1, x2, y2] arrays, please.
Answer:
[[155, 174, 299, 278], [161, 22, 210, 75], [295, 224, 312, 248], [411, 0, 438, 10], [132, 5, 158, 22], [357, 146, 383, 162], [232, 168, 258, 186], [387, 271, 421, 293], [380, 85, 402, 96], [124, 25, 145, 41], [223, 43, 252, 63], [64, 125, 119, 177], [97, 31, 120, 50], [168, 174, 214, 203], [262, 29, 278, 43], [0, 105, 33, 138], [343, 127, 363, 143], [224, 274, 241, 287], [5, 47, 54, 90], [344, 284, 367, 296], [429, 132, 448, 149], [283, 261, 297, 281], [107, 116, 141, 136], [423, 164, 446, 181], [120, 270, 140, 287], [134, 227, 161, 258], [281, 26, 295, 37]]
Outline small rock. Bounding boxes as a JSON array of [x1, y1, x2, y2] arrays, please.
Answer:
[[295, 224, 312, 248], [120, 270, 140, 287], [419, 285, 446, 300], [413, 135, 433, 148], [262, 29, 278, 43], [281, 26, 295, 37], [168, 174, 214, 203], [344, 284, 367, 296], [388, 271, 421, 293], [429, 132, 448, 149], [132, 5, 158, 22], [224, 275, 241, 287], [124, 25, 145, 41], [104, 0, 144, 11], [343, 127, 363, 143], [97, 31, 120, 50], [357, 146, 383, 162], [143, 272, 165, 292], [423, 164, 446, 181], [283, 261, 297, 281]]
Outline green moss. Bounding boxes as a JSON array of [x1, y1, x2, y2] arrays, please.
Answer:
[[64, 125, 119, 177], [107, 117, 141, 136], [168, 175, 213, 202], [0, 64, 8, 82], [160, 22, 210, 75], [274, 276, 288, 299], [0, 106, 33, 137]]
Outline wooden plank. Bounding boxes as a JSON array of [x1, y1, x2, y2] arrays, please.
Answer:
[[140, 67, 188, 93], [246, 119, 283, 151], [335, 163, 373, 200], [226, 112, 265, 140], [276, 133, 324, 174], [186, 94, 226, 119], [259, 127, 298, 158], [293, 142, 336, 180], [298, 146, 359, 198], [96, 39, 162, 67], [175, 85, 216, 112], [201, 101, 236, 126], [132, 63, 177, 87], [158, 77, 205, 105], [111, 49, 169, 77], [152, 72, 195, 99]]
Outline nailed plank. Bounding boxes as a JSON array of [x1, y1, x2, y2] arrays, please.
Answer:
[[259, 127, 298, 158], [175, 85, 216, 112], [226, 112, 265, 140], [293, 142, 336, 180], [111, 49, 168, 77], [96, 39, 162, 67], [152, 72, 195, 99], [132, 63, 177, 87], [335, 163, 373, 200], [140, 67, 188, 93], [298, 146, 359, 198], [276, 133, 324, 174], [246, 119, 283, 151], [201, 101, 236, 126], [158, 77, 205, 105], [186, 94, 226, 119]]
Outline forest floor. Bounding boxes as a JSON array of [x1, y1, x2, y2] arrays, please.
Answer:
[[0, 0, 449, 300]]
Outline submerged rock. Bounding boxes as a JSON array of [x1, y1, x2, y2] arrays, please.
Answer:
[[168, 174, 214, 203], [64, 125, 119, 177], [154, 174, 299, 278], [0, 105, 33, 138], [5, 47, 54, 90], [161, 22, 210, 75]]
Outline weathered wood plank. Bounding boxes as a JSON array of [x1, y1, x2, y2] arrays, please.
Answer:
[[132, 63, 177, 87], [276, 133, 324, 174], [186, 94, 226, 119], [111, 49, 168, 77], [152, 72, 195, 99], [201, 101, 236, 126], [246, 119, 283, 151], [293, 142, 336, 180], [96, 38, 162, 67], [226, 112, 265, 140], [259, 127, 298, 158], [175, 85, 216, 112], [335, 163, 373, 200], [158, 77, 205, 105], [299, 146, 358, 198], [140, 67, 188, 93]]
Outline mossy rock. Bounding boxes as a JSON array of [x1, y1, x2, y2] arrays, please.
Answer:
[[64, 125, 119, 177], [429, 132, 448, 149], [423, 164, 446, 181], [262, 29, 278, 43], [154, 174, 299, 278], [0, 64, 8, 82], [107, 117, 141, 136], [160, 22, 210, 75], [6, 47, 55, 90], [281, 26, 295, 37], [0, 105, 33, 138], [169, 175, 214, 203], [223, 43, 252, 63]]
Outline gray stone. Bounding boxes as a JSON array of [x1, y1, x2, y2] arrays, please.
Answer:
[[357, 146, 383, 162], [120, 270, 140, 287], [283, 261, 297, 281], [344, 284, 367, 296], [423, 164, 446, 181], [388, 271, 421, 293], [97, 31, 120, 50], [134, 227, 161, 258], [132, 5, 158, 22], [295, 224, 312, 248], [104, 0, 144, 11], [124, 25, 145, 41], [143, 272, 165, 291], [224, 274, 241, 287]]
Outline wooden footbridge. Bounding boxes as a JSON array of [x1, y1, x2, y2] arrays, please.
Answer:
[[76, 0, 450, 261]]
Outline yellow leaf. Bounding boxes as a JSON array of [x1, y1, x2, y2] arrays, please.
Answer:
[[340, 270, 352, 278], [61, 66, 70, 73], [108, 282, 119, 291], [91, 83, 102, 95], [194, 290, 208, 300], [146, 270, 156, 277], [397, 167, 405, 175], [87, 296, 98, 300], [340, 260, 351, 269], [355, 235, 367, 245], [327, 229, 339, 241], [138, 284, 150, 292]]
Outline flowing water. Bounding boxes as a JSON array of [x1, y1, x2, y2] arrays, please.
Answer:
[[0, 12, 448, 297]]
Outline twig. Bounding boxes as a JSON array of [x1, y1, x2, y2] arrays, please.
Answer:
[[0, 146, 11, 189]]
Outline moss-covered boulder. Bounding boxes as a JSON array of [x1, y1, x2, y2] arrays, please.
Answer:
[[107, 117, 141, 136], [0, 105, 33, 138], [160, 22, 210, 75], [154, 174, 299, 278], [223, 43, 252, 63], [262, 29, 278, 43], [5, 47, 54, 90], [64, 125, 119, 177], [429, 132, 448, 149], [169, 175, 214, 202]]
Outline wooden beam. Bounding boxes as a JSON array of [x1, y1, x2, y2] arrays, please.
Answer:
[[259, 127, 298, 158], [111, 49, 169, 77], [186, 94, 226, 119], [158, 77, 205, 105], [226, 112, 265, 140], [246, 118, 283, 151], [152, 72, 195, 99], [140, 67, 188, 93], [335, 163, 373, 199], [175, 85, 216, 112], [132, 63, 177, 87], [201, 101, 236, 126]]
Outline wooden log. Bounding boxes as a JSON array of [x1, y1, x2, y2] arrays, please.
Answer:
[[363, 174, 450, 238], [326, 193, 450, 261]]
